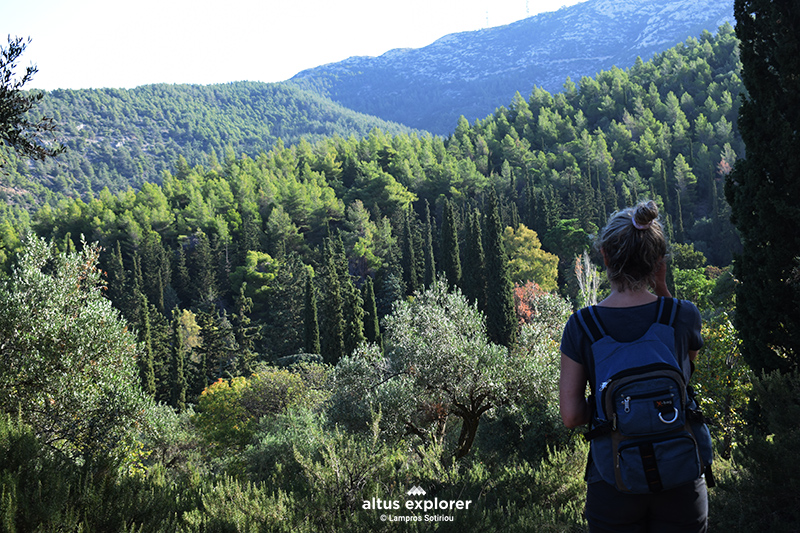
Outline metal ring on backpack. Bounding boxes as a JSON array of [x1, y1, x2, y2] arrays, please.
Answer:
[[658, 408, 679, 424]]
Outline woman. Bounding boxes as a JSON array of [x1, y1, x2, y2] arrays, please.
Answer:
[[559, 200, 708, 532]]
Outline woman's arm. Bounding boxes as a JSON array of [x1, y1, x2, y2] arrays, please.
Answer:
[[654, 257, 672, 298], [559, 353, 591, 428]]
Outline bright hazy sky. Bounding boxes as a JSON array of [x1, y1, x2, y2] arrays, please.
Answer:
[[4, 0, 585, 91]]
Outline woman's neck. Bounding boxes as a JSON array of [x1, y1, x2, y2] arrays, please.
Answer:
[[597, 285, 658, 308]]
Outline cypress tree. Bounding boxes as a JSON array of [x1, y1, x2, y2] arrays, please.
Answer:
[[422, 200, 437, 288], [674, 190, 685, 242], [524, 178, 537, 230], [304, 275, 321, 355], [170, 310, 187, 411], [462, 208, 487, 311], [342, 275, 365, 356], [440, 198, 461, 289], [191, 230, 216, 302], [362, 276, 382, 349], [726, 0, 800, 373], [319, 239, 345, 365], [484, 189, 517, 347], [232, 283, 258, 374], [137, 291, 156, 397], [173, 243, 191, 306], [106, 240, 127, 308], [400, 209, 420, 294], [141, 231, 169, 314]]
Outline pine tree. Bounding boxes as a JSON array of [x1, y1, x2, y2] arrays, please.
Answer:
[[440, 198, 461, 289], [726, 0, 800, 373], [304, 275, 321, 354], [484, 189, 517, 347]]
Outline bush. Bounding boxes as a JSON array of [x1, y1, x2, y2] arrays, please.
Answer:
[[708, 370, 800, 532]]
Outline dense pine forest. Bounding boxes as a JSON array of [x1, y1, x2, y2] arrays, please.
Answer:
[[1, 17, 799, 531]]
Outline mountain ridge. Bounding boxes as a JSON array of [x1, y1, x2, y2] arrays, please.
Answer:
[[289, 0, 735, 134]]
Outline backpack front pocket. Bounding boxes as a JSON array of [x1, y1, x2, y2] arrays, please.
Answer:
[[616, 433, 703, 493], [608, 376, 685, 436]]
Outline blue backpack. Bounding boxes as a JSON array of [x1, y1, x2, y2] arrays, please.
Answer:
[[577, 297, 714, 493]]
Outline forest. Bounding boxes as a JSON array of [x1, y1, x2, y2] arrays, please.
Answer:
[[1, 18, 799, 532]]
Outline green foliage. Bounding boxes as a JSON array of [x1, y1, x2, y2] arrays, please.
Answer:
[[0, 235, 148, 465], [332, 279, 541, 459], [229, 251, 278, 310], [304, 275, 321, 354], [0, 36, 64, 163], [440, 198, 461, 288], [673, 267, 716, 311], [504, 224, 559, 290], [193, 363, 331, 456], [0, 22, 772, 530], [692, 313, 752, 459], [194, 376, 254, 452], [709, 370, 800, 532], [726, 0, 800, 374], [484, 190, 517, 347]]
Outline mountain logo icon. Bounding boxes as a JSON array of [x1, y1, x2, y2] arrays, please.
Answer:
[[406, 485, 427, 496]]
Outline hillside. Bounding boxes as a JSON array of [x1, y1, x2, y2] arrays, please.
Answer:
[[289, 0, 734, 134], [0, 81, 416, 203]]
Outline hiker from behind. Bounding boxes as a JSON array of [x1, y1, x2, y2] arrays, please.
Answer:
[[559, 200, 712, 532]]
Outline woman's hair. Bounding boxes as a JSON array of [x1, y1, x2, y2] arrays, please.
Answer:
[[596, 200, 668, 292]]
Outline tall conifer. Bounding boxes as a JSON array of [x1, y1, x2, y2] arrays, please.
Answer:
[[362, 276, 382, 349], [342, 275, 365, 356], [462, 208, 487, 311], [137, 291, 156, 397], [440, 198, 461, 288], [170, 310, 187, 411], [319, 239, 345, 364], [422, 200, 437, 288], [726, 0, 800, 373], [484, 190, 517, 347], [304, 275, 321, 355], [401, 209, 419, 294]]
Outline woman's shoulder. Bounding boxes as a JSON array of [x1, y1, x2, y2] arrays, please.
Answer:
[[675, 298, 701, 318]]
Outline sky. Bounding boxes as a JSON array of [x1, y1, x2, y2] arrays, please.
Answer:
[[4, 0, 585, 91]]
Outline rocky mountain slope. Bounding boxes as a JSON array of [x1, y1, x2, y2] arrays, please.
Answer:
[[289, 0, 734, 134]]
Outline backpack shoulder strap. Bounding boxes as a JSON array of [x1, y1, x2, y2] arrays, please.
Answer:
[[656, 297, 680, 327], [576, 305, 606, 343]]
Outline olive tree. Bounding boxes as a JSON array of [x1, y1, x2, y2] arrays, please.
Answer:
[[331, 277, 537, 458], [0, 235, 147, 465]]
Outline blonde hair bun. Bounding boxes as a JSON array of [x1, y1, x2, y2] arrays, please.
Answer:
[[632, 200, 659, 230]]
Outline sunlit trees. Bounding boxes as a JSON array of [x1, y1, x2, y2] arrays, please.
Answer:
[[504, 223, 559, 291], [332, 279, 535, 458], [0, 235, 147, 464]]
